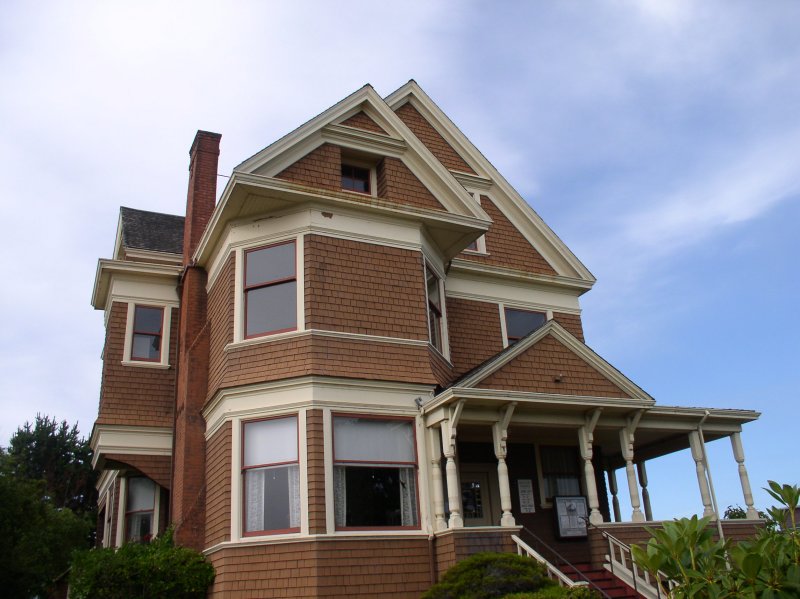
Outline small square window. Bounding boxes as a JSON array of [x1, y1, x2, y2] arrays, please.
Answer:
[[341, 164, 370, 194], [505, 307, 546, 345], [131, 306, 163, 361]]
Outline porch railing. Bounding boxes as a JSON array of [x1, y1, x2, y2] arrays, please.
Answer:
[[599, 528, 675, 599], [511, 535, 584, 588], [512, 527, 611, 598]]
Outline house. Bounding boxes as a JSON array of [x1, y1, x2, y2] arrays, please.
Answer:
[[89, 81, 762, 597]]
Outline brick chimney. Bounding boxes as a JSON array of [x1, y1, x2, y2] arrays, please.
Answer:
[[172, 130, 220, 550]]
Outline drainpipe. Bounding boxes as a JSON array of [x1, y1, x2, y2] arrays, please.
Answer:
[[697, 411, 725, 544]]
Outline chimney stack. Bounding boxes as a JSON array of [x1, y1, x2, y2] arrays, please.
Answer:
[[172, 130, 220, 550]]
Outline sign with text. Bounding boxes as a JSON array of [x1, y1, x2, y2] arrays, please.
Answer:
[[517, 479, 536, 513], [554, 496, 588, 538]]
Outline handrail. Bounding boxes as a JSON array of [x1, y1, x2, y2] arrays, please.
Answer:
[[517, 527, 612, 599], [597, 527, 675, 599], [511, 535, 584, 588]]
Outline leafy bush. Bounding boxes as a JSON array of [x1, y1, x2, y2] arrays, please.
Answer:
[[632, 480, 800, 598], [69, 529, 215, 599], [423, 552, 556, 599], [505, 585, 600, 598]]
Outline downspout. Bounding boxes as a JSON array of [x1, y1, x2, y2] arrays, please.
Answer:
[[697, 411, 725, 544]]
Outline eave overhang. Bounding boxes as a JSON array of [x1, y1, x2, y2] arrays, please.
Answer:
[[91, 259, 183, 310], [193, 172, 492, 265], [90, 424, 173, 469], [449, 258, 595, 295]]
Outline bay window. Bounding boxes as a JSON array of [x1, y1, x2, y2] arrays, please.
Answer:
[[333, 415, 419, 529], [244, 241, 297, 338], [125, 477, 156, 543], [242, 415, 300, 534]]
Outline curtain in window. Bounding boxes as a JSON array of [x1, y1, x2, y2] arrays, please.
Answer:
[[288, 465, 300, 528], [334, 467, 347, 528], [399, 468, 417, 526], [245, 469, 266, 532]]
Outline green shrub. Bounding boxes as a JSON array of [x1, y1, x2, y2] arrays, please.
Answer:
[[505, 585, 600, 599], [422, 552, 556, 599], [69, 529, 215, 599]]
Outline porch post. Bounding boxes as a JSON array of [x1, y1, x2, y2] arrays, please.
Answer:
[[441, 401, 465, 528], [637, 462, 653, 521], [730, 432, 759, 519], [607, 469, 622, 522], [428, 426, 447, 531], [689, 431, 714, 517], [579, 409, 603, 525], [493, 403, 517, 527], [619, 427, 645, 522]]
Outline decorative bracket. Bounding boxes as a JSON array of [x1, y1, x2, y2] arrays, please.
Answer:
[[492, 402, 517, 457], [440, 399, 465, 457]]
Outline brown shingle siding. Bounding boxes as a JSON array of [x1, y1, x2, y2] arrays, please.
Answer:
[[395, 102, 476, 174], [461, 195, 558, 276], [207, 253, 235, 399], [306, 410, 326, 534], [340, 111, 387, 135], [552, 311, 585, 342], [275, 143, 342, 192], [376, 157, 446, 211], [479, 334, 631, 398], [205, 422, 232, 547], [103, 454, 171, 490], [446, 297, 504, 377], [96, 302, 176, 428]]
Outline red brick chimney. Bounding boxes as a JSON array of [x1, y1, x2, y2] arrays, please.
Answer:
[[172, 130, 220, 550]]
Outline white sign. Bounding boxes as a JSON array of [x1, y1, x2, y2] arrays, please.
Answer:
[[517, 479, 536, 513]]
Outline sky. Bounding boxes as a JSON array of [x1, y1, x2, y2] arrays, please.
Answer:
[[0, 0, 797, 520]]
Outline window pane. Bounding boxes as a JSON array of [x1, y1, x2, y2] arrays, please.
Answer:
[[505, 308, 546, 341], [244, 464, 300, 532], [126, 512, 153, 543], [127, 478, 156, 512], [334, 466, 417, 527], [132, 333, 160, 360], [334, 417, 415, 463], [541, 446, 581, 500], [243, 416, 297, 467], [134, 306, 162, 334], [426, 267, 440, 309], [246, 242, 295, 287], [245, 281, 297, 336]]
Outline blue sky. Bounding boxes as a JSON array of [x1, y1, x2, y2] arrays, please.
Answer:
[[0, 0, 797, 519]]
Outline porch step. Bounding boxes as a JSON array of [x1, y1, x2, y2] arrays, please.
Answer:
[[563, 563, 646, 599]]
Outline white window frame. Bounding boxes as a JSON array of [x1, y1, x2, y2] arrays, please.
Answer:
[[115, 476, 161, 546], [462, 192, 487, 254], [122, 302, 173, 368], [499, 302, 553, 348], [341, 155, 378, 197], [233, 235, 305, 345], [424, 259, 450, 359]]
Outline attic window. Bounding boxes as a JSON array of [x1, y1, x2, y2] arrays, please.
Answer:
[[505, 307, 546, 345], [341, 164, 370, 194]]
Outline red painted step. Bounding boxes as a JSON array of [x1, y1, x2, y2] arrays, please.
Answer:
[[561, 563, 646, 599]]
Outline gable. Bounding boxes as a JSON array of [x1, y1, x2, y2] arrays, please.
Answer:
[[476, 333, 632, 399], [462, 195, 558, 276], [339, 111, 388, 135], [395, 102, 476, 174]]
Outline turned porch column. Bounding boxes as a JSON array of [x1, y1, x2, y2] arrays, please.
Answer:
[[607, 469, 622, 522], [637, 461, 653, 521], [492, 403, 517, 527], [441, 401, 465, 528], [428, 426, 447, 531], [689, 430, 715, 518], [579, 409, 603, 525], [730, 432, 759, 519], [620, 416, 645, 522]]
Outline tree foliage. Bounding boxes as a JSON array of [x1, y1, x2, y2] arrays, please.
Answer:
[[632, 480, 800, 599], [69, 529, 215, 599]]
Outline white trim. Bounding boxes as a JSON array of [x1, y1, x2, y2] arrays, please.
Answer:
[[115, 477, 127, 548], [92, 259, 182, 310], [499, 303, 551, 349], [298, 409, 309, 535], [323, 408, 334, 534], [91, 425, 173, 468], [225, 328, 428, 355], [152, 485, 161, 538]]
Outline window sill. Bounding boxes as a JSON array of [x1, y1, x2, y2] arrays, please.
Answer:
[[120, 360, 171, 370], [461, 249, 489, 256], [227, 329, 305, 351]]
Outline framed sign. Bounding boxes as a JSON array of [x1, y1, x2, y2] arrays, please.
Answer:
[[554, 496, 588, 539], [517, 479, 535, 513]]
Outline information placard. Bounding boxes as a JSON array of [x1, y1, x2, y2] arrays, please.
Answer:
[[517, 479, 536, 513]]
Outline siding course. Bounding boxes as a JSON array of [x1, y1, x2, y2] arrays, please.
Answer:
[[306, 410, 326, 534], [395, 102, 475, 174], [205, 422, 232, 548], [376, 157, 446, 211], [552, 311, 585, 342], [446, 297, 504, 377], [340, 111, 387, 135], [103, 454, 171, 490]]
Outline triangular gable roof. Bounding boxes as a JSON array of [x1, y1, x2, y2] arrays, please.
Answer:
[[384, 80, 595, 284], [453, 320, 653, 401], [232, 84, 489, 221]]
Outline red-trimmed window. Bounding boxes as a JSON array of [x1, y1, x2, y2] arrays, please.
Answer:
[[341, 164, 370, 193], [125, 477, 156, 543], [505, 307, 546, 344], [333, 415, 419, 529], [131, 306, 163, 361], [244, 241, 297, 338], [242, 415, 300, 535], [425, 264, 444, 352]]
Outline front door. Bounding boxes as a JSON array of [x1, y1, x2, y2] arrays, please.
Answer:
[[461, 471, 494, 526]]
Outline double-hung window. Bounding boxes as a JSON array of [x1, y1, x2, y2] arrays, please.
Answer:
[[505, 307, 546, 345], [242, 416, 300, 535], [341, 164, 371, 193], [333, 416, 419, 529], [131, 306, 164, 361], [540, 446, 581, 503], [125, 477, 156, 543], [244, 241, 297, 338], [425, 264, 444, 352]]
